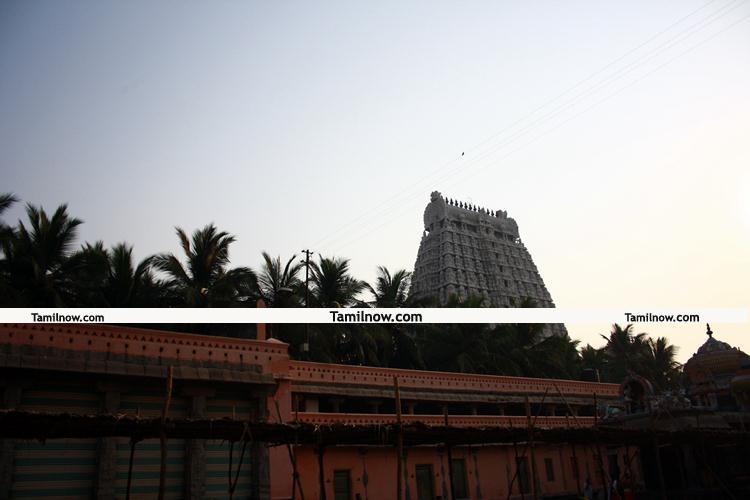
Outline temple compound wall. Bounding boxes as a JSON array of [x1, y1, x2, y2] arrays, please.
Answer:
[[410, 191, 555, 309], [1, 323, 632, 500]]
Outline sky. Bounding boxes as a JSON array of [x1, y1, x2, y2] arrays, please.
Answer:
[[1, 1, 749, 362]]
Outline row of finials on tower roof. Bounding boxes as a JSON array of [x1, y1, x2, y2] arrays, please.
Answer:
[[443, 195, 507, 218]]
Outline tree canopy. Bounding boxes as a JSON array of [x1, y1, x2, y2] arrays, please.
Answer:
[[0, 193, 681, 386]]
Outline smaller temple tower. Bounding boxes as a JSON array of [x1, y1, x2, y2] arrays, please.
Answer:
[[409, 191, 556, 308], [684, 324, 750, 410]]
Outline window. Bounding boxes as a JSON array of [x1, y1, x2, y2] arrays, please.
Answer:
[[570, 456, 580, 482], [516, 456, 531, 494], [333, 470, 351, 500], [608, 453, 620, 481], [451, 459, 469, 499], [415, 464, 435, 500], [544, 457, 555, 481]]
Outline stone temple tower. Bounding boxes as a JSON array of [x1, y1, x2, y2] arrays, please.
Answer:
[[409, 191, 556, 308]]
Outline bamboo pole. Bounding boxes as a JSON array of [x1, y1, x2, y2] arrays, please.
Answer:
[[557, 382, 594, 495], [274, 400, 305, 500], [554, 383, 582, 496], [126, 438, 136, 500], [525, 396, 540, 500], [592, 393, 611, 497], [505, 390, 549, 500], [571, 442, 581, 496], [444, 407, 455, 500], [158, 366, 174, 500], [394, 376, 404, 500], [509, 438, 525, 500], [317, 443, 327, 500], [551, 383, 583, 428], [653, 436, 667, 500], [228, 441, 234, 494], [552, 396, 581, 496], [228, 424, 249, 500]]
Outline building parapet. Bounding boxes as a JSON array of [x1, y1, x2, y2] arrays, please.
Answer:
[[1, 324, 618, 400], [290, 360, 619, 397], [0, 323, 289, 374], [295, 411, 596, 428]]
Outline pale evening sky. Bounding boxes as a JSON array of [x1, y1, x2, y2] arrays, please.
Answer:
[[1, 1, 749, 362]]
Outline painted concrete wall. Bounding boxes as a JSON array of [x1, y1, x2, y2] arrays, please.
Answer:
[[286, 444, 636, 500]]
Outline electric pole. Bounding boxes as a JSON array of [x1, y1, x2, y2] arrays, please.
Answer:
[[301, 249, 313, 360]]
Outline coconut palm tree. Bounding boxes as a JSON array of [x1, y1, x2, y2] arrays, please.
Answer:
[[255, 252, 305, 349], [102, 243, 167, 307], [580, 344, 606, 380], [153, 224, 257, 307], [2, 203, 84, 306], [257, 252, 302, 307], [310, 256, 365, 307], [0, 193, 18, 236], [70, 242, 167, 307], [600, 323, 649, 382], [63, 241, 109, 305], [525, 333, 582, 380], [420, 321, 493, 373], [365, 266, 411, 308], [305, 256, 367, 364], [354, 266, 423, 368], [644, 336, 681, 391], [0, 193, 20, 303], [418, 294, 494, 373]]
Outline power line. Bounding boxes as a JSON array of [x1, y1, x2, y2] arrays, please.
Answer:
[[451, 8, 750, 192], [324, 6, 750, 254], [313, 1, 746, 253], [307, 0, 729, 252]]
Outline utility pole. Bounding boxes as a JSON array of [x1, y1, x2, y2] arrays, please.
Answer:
[[301, 249, 313, 360]]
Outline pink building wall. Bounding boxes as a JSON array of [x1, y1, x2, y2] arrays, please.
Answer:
[[0, 323, 633, 500], [288, 443, 632, 500]]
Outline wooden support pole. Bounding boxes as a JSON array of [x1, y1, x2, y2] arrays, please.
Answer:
[[228, 441, 235, 496], [593, 393, 598, 427], [525, 396, 540, 500], [552, 383, 583, 428], [559, 393, 582, 497], [394, 376, 404, 500], [556, 386, 598, 497], [228, 424, 250, 500], [571, 442, 581, 496], [444, 408, 455, 500], [126, 439, 136, 500], [158, 366, 174, 500], [592, 393, 610, 496], [653, 436, 667, 500], [506, 390, 549, 500], [508, 438, 525, 500], [317, 443, 327, 500], [274, 400, 305, 500]]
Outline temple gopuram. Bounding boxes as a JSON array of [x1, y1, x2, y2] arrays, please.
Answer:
[[409, 192, 555, 309]]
